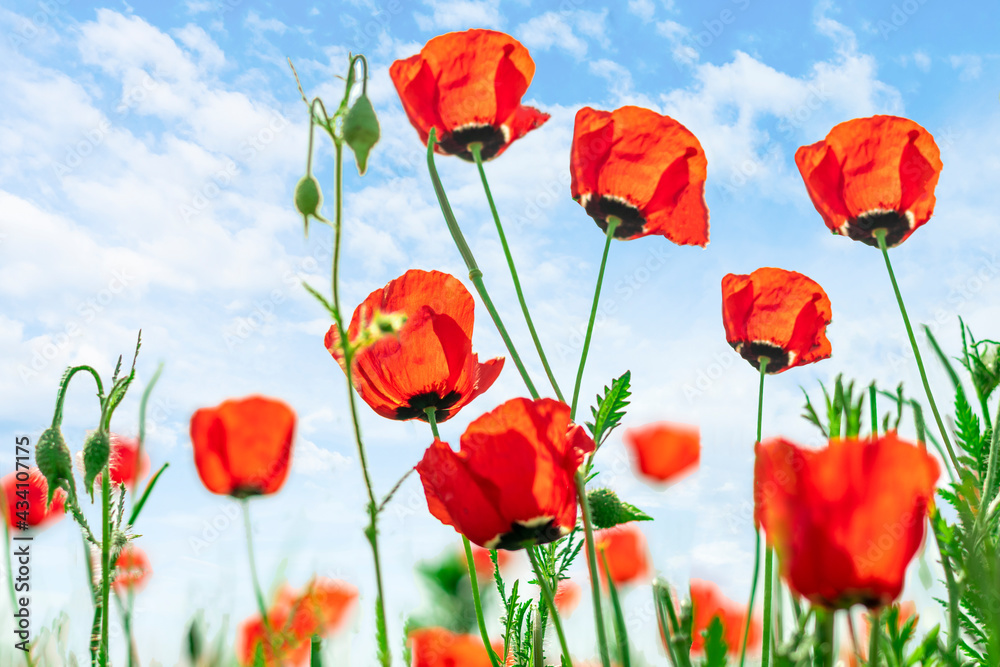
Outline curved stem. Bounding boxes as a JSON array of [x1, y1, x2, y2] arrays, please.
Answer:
[[52, 365, 105, 428], [570, 217, 619, 421], [875, 230, 960, 471], [740, 358, 769, 667], [425, 129, 538, 399], [464, 536, 502, 667], [576, 472, 612, 667], [241, 500, 271, 630], [470, 143, 564, 402], [99, 472, 110, 666], [526, 546, 573, 667]]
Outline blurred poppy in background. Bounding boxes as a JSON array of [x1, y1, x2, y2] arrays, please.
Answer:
[[754, 433, 939, 608], [570, 105, 709, 245], [689, 579, 760, 654], [190, 396, 296, 498], [795, 115, 942, 248], [595, 523, 651, 587], [409, 627, 501, 667], [624, 421, 700, 486], [107, 434, 150, 489], [722, 267, 832, 374], [554, 579, 582, 617], [326, 269, 503, 423], [112, 545, 152, 594], [390, 29, 549, 162], [2, 468, 65, 532], [469, 545, 512, 579], [417, 397, 593, 549]]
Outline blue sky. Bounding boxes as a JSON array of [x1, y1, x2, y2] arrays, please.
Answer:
[[2, 0, 999, 663]]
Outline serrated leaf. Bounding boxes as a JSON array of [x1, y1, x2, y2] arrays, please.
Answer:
[[703, 615, 729, 667], [586, 371, 631, 446], [587, 487, 652, 529]]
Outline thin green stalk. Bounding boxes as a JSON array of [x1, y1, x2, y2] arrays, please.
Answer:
[[426, 129, 539, 399], [470, 142, 564, 402], [600, 550, 631, 667], [761, 548, 774, 667], [526, 546, 573, 667], [931, 512, 961, 658], [813, 610, 834, 667], [241, 500, 270, 630], [740, 357, 769, 667], [133, 363, 163, 496], [576, 472, 612, 667], [868, 609, 881, 667], [870, 383, 878, 437], [99, 471, 110, 667], [570, 217, 620, 421], [875, 229, 960, 471]]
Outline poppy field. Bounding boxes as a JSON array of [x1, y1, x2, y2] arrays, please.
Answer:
[[8, 6, 1000, 667]]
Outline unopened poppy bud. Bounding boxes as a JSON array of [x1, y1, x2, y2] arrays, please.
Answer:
[[343, 94, 379, 175], [587, 487, 652, 530], [35, 427, 75, 507], [294, 175, 323, 236], [83, 430, 110, 498]]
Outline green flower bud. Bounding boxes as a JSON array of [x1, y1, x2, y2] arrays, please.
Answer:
[[586, 487, 653, 530], [294, 175, 323, 236], [343, 94, 379, 175], [83, 430, 111, 498], [35, 427, 75, 507]]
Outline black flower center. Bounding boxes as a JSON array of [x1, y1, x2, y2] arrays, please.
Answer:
[[584, 195, 646, 239], [442, 124, 507, 162], [490, 517, 566, 551], [395, 390, 462, 422], [731, 341, 791, 374], [844, 210, 913, 248]]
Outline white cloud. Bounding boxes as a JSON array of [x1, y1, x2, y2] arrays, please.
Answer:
[[244, 10, 288, 35], [517, 10, 610, 60], [628, 0, 656, 22], [414, 0, 503, 31], [913, 50, 931, 72], [949, 54, 983, 81]]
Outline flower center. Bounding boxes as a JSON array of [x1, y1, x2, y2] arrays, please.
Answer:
[[446, 124, 508, 162], [485, 516, 566, 550], [396, 390, 462, 422], [583, 195, 646, 239], [731, 341, 792, 374], [842, 209, 914, 248]]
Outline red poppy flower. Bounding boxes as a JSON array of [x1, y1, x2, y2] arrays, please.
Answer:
[[554, 579, 581, 617], [689, 579, 760, 654], [390, 29, 549, 162], [754, 433, 939, 608], [624, 422, 700, 485], [107, 434, 150, 489], [570, 105, 709, 245], [795, 115, 942, 248], [237, 578, 357, 667], [1, 468, 65, 532], [409, 627, 502, 667], [190, 396, 296, 498], [595, 523, 651, 587], [113, 546, 152, 593], [325, 270, 503, 424], [721, 267, 832, 373], [416, 398, 593, 549]]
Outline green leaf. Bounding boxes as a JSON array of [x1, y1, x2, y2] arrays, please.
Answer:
[[703, 615, 729, 667], [586, 371, 631, 446], [82, 430, 110, 498], [586, 487, 652, 530], [800, 387, 827, 437], [302, 282, 339, 320], [343, 94, 379, 175], [35, 426, 75, 507]]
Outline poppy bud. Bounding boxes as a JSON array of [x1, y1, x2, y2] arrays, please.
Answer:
[[343, 94, 379, 175], [587, 487, 652, 530], [294, 175, 323, 236], [35, 426, 75, 506], [83, 430, 110, 498]]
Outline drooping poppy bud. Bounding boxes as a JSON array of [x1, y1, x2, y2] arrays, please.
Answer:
[[594, 523, 651, 587], [390, 29, 549, 162], [624, 421, 700, 486], [293, 174, 323, 236], [113, 545, 152, 593], [2, 468, 65, 532], [721, 267, 832, 373], [570, 105, 709, 245], [343, 93, 380, 175], [689, 579, 760, 655], [795, 115, 942, 248], [190, 396, 296, 498], [35, 426, 75, 506], [325, 270, 503, 423], [754, 433, 939, 608], [417, 398, 593, 549]]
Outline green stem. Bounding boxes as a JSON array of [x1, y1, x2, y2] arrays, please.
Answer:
[[813, 610, 834, 667], [600, 550, 631, 667], [931, 511, 961, 658], [526, 546, 573, 667], [133, 363, 163, 496], [99, 471, 110, 667], [570, 217, 620, 421], [426, 129, 538, 399], [52, 365, 105, 428], [868, 609, 881, 667], [979, 398, 1000, 515], [870, 383, 878, 437], [241, 500, 271, 631], [740, 357, 769, 667], [464, 536, 502, 667], [470, 143, 564, 402], [761, 548, 774, 667], [576, 472, 612, 667], [875, 229, 960, 471]]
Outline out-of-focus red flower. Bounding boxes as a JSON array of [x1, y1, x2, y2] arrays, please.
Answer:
[[554, 580, 582, 617], [570, 105, 709, 245], [1, 468, 65, 532], [236, 578, 357, 667], [390, 29, 549, 162], [107, 434, 150, 489], [325, 270, 503, 424], [595, 523, 651, 587], [190, 396, 296, 498], [754, 434, 939, 608], [721, 267, 832, 374], [795, 115, 942, 248], [112, 546, 152, 594], [409, 627, 502, 667], [689, 579, 760, 654], [469, 545, 512, 579], [624, 422, 700, 485], [417, 398, 593, 549]]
